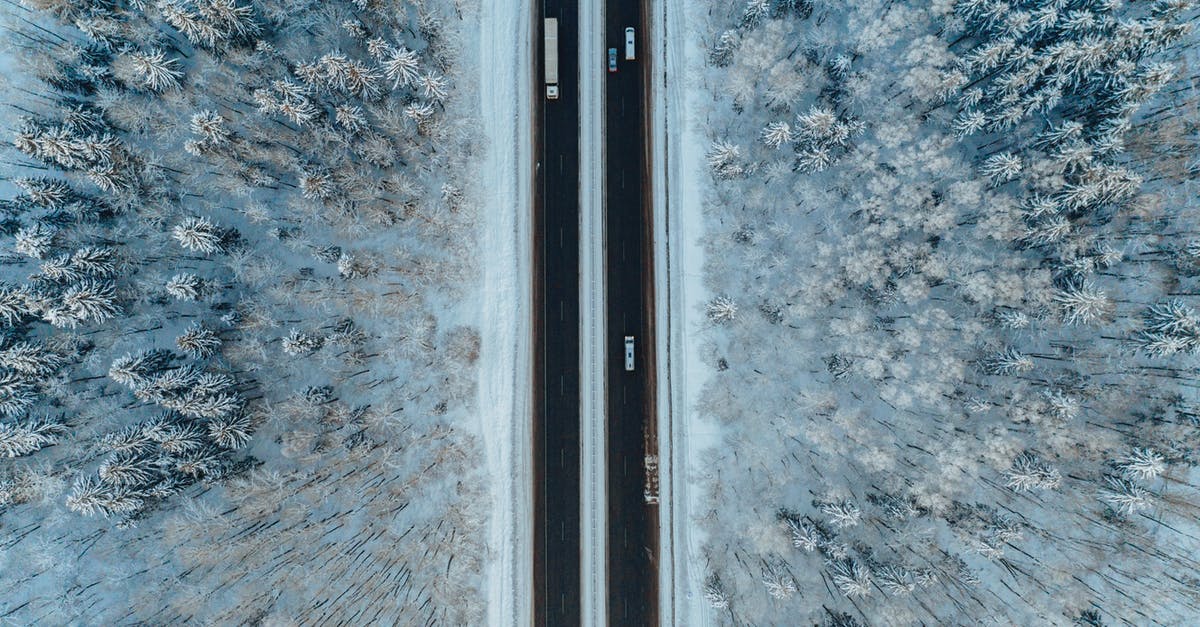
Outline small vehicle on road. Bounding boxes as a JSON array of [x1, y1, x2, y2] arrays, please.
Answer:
[[607, 47, 618, 73], [625, 27, 635, 60], [624, 336, 635, 371]]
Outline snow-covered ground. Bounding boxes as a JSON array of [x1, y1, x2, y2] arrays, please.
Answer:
[[476, 0, 533, 624], [654, 0, 718, 624]]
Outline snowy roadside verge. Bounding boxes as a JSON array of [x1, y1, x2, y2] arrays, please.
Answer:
[[478, 0, 533, 624], [579, 0, 608, 623], [655, 0, 718, 623]]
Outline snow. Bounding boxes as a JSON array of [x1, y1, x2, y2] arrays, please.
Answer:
[[579, 0, 608, 622], [476, 0, 533, 624], [654, 0, 719, 624]]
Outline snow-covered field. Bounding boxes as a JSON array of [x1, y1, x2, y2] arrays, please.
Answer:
[[669, 0, 1200, 624], [0, 0, 522, 622]]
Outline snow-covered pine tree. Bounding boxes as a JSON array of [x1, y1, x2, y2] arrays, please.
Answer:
[[0, 342, 65, 377], [165, 273, 207, 301], [176, 323, 221, 359], [0, 414, 66, 458], [172, 217, 225, 254], [109, 349, 175, 389]]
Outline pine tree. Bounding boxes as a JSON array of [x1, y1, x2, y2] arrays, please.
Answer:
[[207, 412, 252, 449], [0, 414, 66, 457], [0, 372, 38, 418], [152, 422, 206, 455], [1054, 281, 1111, 325], [98, 451, 157, 487], [0, 342, 65, 376], [705, 296, 738, 323], [109, 349, 174, 389], [983, 347, 1034, 375], [980, 152, 1022, 184], [380, 45, 421, 88], [13, 223, 57, 259], [0, 285, 30, 326], [172, 217, 225, 254], [1004, 453, 1062, 492], [49, 279, 120, 327], [66, 475, 144, 517], [176, 322, 221, 358], [121, 49, 184, 92], [165, 273, 206, 301], [189, 110, 232, 147], [282, 328, 323, 355], [1118, 448, 1166, 481], [15, 178, 72, 209]]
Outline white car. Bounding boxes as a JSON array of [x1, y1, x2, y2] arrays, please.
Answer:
[[624, 336, 635, 371], [625, 27, 635, 60]]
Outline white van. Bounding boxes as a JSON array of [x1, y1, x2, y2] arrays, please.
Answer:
[[625, 27, 635, 61], [624, 336, 635, 371]]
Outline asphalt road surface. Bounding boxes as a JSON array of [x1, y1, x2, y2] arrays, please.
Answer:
[[603, 0, 660, 624], [534, 0, 582, 624]]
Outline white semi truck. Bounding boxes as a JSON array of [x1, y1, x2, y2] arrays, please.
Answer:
[[544, 18, 559, 100]]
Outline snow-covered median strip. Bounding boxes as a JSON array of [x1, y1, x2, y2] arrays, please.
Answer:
[[580, 0, 608, 623], [478, 0, 533, 624]]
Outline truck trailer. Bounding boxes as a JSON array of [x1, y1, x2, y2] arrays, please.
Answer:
[[544, 18, 559, 100]]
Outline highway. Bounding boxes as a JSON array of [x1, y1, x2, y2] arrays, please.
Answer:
[[533, 0, 582, 623], [602, 0, 660, 624], [533, 0, 657, 623]]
